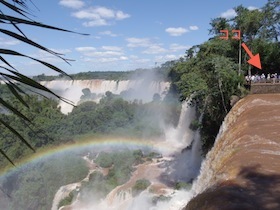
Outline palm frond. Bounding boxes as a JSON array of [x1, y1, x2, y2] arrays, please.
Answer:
[[0, 119, 35, 152], [0, 0, 87, 165], [0, 149, 15, 166], [0, 14, 89, 35]]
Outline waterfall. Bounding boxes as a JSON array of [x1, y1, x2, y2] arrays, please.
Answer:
[[41, 79, 170, 114], [166, 99, 203, 183], [184, 94, 280, 210], [51, 183, 80, 210], [164, 99, 196, 151]]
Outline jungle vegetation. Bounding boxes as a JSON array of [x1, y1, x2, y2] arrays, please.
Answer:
[[168, 0, 279, 152]]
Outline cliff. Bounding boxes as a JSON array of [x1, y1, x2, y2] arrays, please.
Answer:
[[184, 94, 280, 210]]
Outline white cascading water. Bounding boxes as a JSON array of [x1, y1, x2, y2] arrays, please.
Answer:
[[41, 80, 170, 114], [163, 100, 196, 151], [165, 100, 203, 186], [189, 108, 231, 197]]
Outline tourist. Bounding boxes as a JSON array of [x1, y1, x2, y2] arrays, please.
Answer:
[[267, 73, 271, 83], [261, 73, 265, 82]]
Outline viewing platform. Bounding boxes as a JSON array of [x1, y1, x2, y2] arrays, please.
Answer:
[[250, 83, 280, 94]]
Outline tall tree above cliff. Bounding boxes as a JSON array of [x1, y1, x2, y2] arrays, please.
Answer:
[[209, 1, 279, 42], [0, 0, 85, 164]]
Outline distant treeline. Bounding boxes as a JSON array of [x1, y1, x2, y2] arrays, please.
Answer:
[[33, 67, 171, 81]]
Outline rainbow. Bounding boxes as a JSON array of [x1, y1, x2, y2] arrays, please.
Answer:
[[0, 136, 171, 178]]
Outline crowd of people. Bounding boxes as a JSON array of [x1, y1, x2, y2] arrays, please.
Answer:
[[245, 73, 280, 84]]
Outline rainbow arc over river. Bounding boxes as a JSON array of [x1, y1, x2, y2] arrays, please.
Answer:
[[0, 137, 173, 177]]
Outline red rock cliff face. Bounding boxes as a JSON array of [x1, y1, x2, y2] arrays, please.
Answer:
[[184, 94, 280, 210]]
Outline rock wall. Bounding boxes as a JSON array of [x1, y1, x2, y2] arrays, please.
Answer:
[[184, 94, 280, 210], [250, 83, 280, 94]]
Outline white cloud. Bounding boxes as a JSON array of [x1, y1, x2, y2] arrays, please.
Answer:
[[59, 0, 85, 9], [155, 54, 179, 62], [119, 56, 128, 60], [126, 37, 151, 48], [82, 56, 128, 63], [86, 51, 123, 57], [165, 27, 188, 36], [169, 44, 190, 52], [94, 7, 115, 18], [76, 46, 124, 58], [101, 46, 122, 51], [72, 6, 130, 27], [142, 45, 167, 54], [50, 48, 72, 54], [116, 11, 130, 20], [220, 9, 237, 19], [28, 49, 71, 64], [248, 6, 259, 11], [0, 37, 20, 46], [75, 47, 96, 52], [189, 25, 199, 31], [99, 30, 118, 37], [83, 19, 108, 27]]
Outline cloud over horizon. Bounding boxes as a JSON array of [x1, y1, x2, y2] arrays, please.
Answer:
[[165, 27, 188, 36], [59, 0, 85, 9], [189, 25, 199, 31], [220, 8, 237, 19], [72, 6, 130, 27]]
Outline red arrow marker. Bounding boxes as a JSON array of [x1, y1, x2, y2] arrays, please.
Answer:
[[241, 43, 262, 70]]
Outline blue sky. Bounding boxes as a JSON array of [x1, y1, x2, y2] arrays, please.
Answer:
[[1, 0, 268, 76]]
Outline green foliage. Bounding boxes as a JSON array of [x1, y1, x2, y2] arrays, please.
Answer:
[[146, 152, 162, 159], [132, 179, 151, 196], [0, 0, 84, 162], [189, 120, 201, 131], [1, 153, 88, 210], [175, 181, 191, 190], [0, 86, 179, 168], [169, 1, 279, 153], [0, 89, 68, 168], [58, 190, 75, 209], [95, 152, 114, 168]]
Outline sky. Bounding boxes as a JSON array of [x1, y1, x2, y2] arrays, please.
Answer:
[[0, 0, 268, 76]]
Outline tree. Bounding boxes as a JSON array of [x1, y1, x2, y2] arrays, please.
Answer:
[[0, 0, 87, 164], [260, 0, 280, 41], [209, 1, 280, 74]]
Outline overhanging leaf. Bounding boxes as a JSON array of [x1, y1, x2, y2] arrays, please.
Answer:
[[0, 149, 15, 166], [4, 80, 29, 108], [1, 71, 74, 105], [0, 0, 30, 18], [0, 29, 67, 60], [0, 118, 35, 152], [0, 14, 89, 35], [0, 55, 18, 71], [0, 49, 71, 77], [0, 97, 31, 122]]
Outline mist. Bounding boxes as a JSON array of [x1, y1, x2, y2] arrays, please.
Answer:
[[41, 69, 170, 114]]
